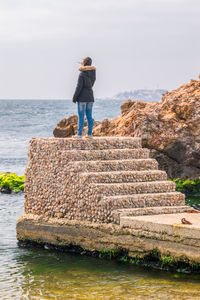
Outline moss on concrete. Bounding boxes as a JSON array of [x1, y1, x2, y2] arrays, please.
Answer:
[[18, 239, 200, 274]]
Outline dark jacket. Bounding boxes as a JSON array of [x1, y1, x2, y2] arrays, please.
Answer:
[[73, 66, 96, 103]]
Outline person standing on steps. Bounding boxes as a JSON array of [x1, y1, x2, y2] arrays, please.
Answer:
[[72, 56, 96, 138]]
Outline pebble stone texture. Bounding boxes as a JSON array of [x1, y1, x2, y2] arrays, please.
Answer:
[[24, 137, 187, 224]]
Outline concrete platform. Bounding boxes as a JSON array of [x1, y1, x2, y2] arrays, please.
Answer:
[[120, 212, 200, 247], [17, 213, 200, 266]]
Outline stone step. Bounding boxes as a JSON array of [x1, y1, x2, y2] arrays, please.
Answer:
[[61, 148, 150, 161], [32, 137, 142, 150], [119, 205, 191, 218], [93, 181, 176, 196], [80, 170, 167, 184], [101, 192, 185, 209], [69, 159, 158, 172]]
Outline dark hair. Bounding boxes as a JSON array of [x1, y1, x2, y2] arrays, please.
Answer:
[[82, 56, 92, 66]]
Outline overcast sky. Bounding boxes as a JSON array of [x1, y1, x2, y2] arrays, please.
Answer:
[[0, 0, 199, 99]]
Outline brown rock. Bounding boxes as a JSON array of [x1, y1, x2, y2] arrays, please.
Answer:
[[93, 79, 200, 179], [53, 115, 77, 137], [120, 99, 135, 114], [53, 114, 100, 137]]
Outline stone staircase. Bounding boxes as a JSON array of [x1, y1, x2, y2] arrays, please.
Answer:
[[25, 137, 189, 224]]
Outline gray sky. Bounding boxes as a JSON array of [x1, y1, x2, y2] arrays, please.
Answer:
[[0, 0, 199, 99]]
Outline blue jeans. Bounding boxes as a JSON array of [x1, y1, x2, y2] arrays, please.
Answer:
[[77, 102, 94, 136]]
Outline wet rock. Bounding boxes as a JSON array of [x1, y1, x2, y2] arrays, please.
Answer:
[[0, 186, 12, 193]]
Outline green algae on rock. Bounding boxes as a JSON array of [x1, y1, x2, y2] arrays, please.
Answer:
[[171, 177, 200, 195], [169, 177, 200, 206], [0, 172, 24, 193]]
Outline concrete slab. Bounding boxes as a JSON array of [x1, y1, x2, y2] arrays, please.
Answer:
[[120, 212, 200, 240]]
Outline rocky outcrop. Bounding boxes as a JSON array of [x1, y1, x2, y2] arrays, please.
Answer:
[[93, 79, 200, 179], [53, 115, 100, 137]]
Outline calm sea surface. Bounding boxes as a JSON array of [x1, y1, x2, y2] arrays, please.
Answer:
[[0, 100, 200, 299]]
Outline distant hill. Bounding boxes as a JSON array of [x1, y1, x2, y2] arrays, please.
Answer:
[[114, 89, 167, 102]]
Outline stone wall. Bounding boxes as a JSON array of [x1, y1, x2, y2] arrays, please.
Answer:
[[24, 137, 185, 224]]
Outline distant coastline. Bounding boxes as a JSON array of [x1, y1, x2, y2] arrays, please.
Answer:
[[0, 89, 167, 102]]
